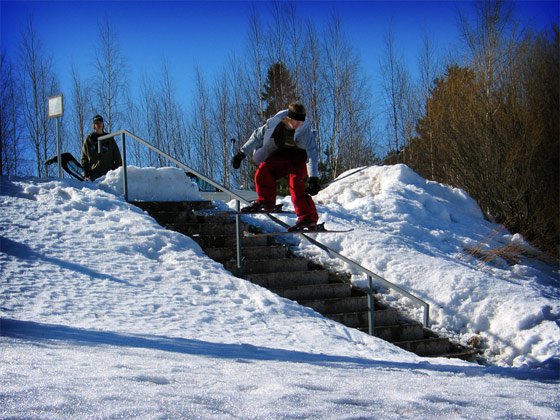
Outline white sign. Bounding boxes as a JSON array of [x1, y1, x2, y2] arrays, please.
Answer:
[[48, 95, 63, 118]]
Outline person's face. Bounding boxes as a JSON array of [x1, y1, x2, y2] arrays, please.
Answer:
[[288, 118, 303, 130], [93, 120, 104, 133]]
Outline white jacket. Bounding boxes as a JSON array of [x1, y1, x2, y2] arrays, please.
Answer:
[[240, 110, 319, 177]]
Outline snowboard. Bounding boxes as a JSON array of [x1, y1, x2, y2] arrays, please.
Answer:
[[243, 223, 353, 237], [194, 204, 294, 217]]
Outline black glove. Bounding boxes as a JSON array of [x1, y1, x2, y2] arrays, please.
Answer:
[[231, 151, 246, 169], [307, 177, 320, 196]]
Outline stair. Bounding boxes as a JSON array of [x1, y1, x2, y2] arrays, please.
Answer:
[[131, 200, 479, 361]]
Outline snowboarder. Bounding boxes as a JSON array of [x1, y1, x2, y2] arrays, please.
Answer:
[[231, 102, 321, 231], [80, 115, 122, 181]]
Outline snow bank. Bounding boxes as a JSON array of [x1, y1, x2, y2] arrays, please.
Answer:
[[99, 166, 202, 201], [264, 164, 559, 367]]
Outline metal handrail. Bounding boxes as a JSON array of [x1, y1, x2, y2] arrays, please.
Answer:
[[99, 129, 430, 328]]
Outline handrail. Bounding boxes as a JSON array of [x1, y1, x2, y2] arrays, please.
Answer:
[[99, 129, 430, 328], [99, 129, 252, 205]]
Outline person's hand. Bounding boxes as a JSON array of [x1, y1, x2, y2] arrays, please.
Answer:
[[231, 151, 246, 169], [307, 177, 320, 196]]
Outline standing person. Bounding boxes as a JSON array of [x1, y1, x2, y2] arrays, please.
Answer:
[[231, 102, 321, 231], [80, 115, 122, 180]]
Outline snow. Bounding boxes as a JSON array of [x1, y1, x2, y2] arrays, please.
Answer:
[[240, 165, 559, 368], [99, 166, 203, 201], [1, 165, 559, 418]]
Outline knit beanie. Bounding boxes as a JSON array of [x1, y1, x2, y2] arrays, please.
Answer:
[[287, 103, 306, 121]]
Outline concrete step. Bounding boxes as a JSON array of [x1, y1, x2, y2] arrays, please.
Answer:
[[300, 296, 373, 315], [326, 308, 399, 327], [226, 258, 309, 275], [133, 201, 474, 361], [372, 323, 426, 342], [205, 245, 287, 262], [131, 200, 213, 213], [167, 222, 249, 236], [393, 337, 451, 356], [246, 270, 330, 288], [146, 210, 199, 225], [191, 234, 268, 248], [272, 282, 352, 301]]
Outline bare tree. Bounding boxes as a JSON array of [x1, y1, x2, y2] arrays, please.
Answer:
[[379, 30, 411, 161], [93, 17, 127, 132], [279, 0, 304, 99], [322, 13, 346, 177], [191, 67, 214, 177], [157, 60, 186, 163], [322, 12, 373, 177], [70, 63, 91, 158], [213, 69, 233, 186], [416, 32, 441, 179], [122, 86, 145, 166], [138, 72, 158, 166], [459, 0, 521, 100], [228, 54, 258, 190], [0, 51, 23, 176], [300, 20, 323, 158], [267, 1, 288, 67], [247, 6, 266, 121], [19, 17, 59, 177]]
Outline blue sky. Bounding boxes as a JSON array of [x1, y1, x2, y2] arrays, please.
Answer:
[[1, 0, 558, 121]]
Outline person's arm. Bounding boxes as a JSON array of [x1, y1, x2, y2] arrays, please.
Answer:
[[80, 137, 91, 179], [233, 122, 269, 169], [240, 123, 267, 157]]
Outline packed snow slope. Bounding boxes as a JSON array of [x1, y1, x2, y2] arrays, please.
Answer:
[[1, 166, 559, 418]]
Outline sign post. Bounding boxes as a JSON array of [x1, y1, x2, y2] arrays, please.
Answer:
[[48, 95, 64, 178]]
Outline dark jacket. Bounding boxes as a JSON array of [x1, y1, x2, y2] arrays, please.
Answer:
[[80, 132, 122, 180]]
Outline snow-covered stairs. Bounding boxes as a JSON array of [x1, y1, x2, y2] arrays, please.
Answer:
[[131, 200, 477, 361]]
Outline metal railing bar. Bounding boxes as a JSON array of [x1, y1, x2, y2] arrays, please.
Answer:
[[99, 130, 252, 206]]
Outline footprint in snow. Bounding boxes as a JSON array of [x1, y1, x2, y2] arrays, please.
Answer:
[[132, 375, 171, 385]]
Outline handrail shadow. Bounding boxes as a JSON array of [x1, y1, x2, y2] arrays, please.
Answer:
[[1, 237, 136, 287]]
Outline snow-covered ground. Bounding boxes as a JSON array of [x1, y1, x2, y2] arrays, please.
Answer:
[[1, 165, 558, 418]]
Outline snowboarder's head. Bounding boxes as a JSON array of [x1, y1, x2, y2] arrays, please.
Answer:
[[286, 102, 306, 129], [93, 115, 104, 134]]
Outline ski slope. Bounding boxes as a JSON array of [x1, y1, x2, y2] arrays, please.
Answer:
[[1, 165, 558, 418]]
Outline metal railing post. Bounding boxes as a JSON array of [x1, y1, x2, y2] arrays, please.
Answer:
[[235, 199, 242, 270], [367, 275, 375, 336], [424, 303, 430, 328], [121, 132, 128, 202]]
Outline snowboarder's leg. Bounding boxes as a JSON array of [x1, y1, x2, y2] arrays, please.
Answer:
[[288, 155, 319, 224], [254, 160, 280, 209]]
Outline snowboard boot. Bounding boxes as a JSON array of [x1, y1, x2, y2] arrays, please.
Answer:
[[241, 201, 275, 213], [288, 220, 324, 232]]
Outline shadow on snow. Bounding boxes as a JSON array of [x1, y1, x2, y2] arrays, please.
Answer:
[[1, 237, 136, 287], [2, 318, 557, 383]]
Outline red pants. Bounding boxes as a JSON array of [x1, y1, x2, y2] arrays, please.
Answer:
[[255, 149, 319, 223]]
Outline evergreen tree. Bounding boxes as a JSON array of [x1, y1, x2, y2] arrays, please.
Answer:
[[261, 62, 297, 119]]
